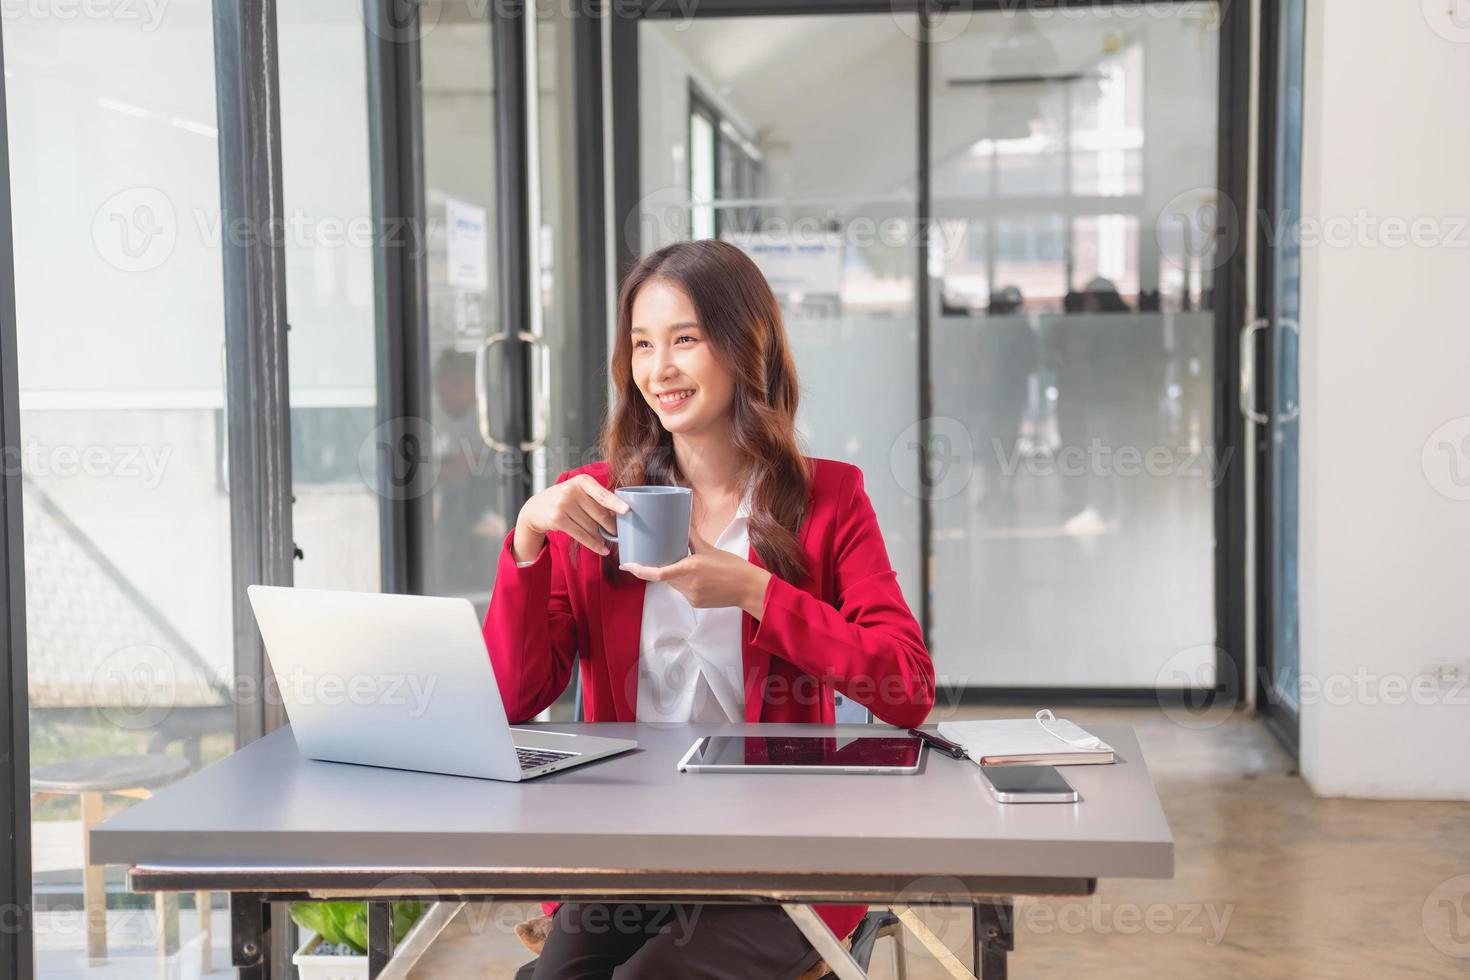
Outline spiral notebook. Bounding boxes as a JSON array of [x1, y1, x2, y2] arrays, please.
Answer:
[[937, 710, 1116, 767]]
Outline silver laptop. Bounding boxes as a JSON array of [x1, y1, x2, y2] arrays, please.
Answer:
[[246, 585, 636, 781]]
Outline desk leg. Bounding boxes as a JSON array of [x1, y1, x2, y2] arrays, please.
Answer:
[[229, 893, 269, 980], [974, 899, 1014, 980], [367, 901, 394, 979], [780, 904, 868, 980]]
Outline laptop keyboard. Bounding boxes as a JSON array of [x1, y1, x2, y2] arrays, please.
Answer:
[[516, 746, 577, 770]]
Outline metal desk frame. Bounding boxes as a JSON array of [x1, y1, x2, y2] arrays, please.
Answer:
[[127, 865, 1095, 979]]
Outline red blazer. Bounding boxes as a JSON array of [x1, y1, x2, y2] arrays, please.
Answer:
[[482, 456, 936, 940]]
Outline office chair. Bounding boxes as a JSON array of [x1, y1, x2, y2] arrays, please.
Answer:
[[513, 683, 909, 979]]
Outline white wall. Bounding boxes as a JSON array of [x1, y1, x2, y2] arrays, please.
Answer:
[[1297, 0, 1470, 800]]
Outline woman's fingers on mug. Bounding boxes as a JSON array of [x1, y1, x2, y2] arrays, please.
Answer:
[[557, 505, 608, 555], [573, 493, 618, 539], [576, 475, 629, 515]]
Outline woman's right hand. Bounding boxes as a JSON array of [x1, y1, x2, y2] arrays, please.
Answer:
[[513, 474, 630, 561]]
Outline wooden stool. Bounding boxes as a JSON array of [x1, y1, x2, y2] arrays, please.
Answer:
[[31, 754, 210, 970]]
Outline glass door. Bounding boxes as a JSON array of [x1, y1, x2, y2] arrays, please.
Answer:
[[414, 0, 624, 612], [1256, 0, 1305, 748], [417, 0, 526, 609]]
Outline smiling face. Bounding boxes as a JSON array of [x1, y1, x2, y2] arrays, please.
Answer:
[[629, 278, 737, 438]]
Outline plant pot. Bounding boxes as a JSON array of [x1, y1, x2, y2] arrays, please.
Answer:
[[293, 934, 368, 980]]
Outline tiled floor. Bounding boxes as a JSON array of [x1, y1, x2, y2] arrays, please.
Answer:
[[408, 706, 1470, 979]]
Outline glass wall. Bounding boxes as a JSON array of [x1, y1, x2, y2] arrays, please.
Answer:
[[279, 0, 384, 594], [636, 14, 923, 610], [5, 0, 234, 972], [633, 6, 1221, 690], [928, 3, 1220, 688]]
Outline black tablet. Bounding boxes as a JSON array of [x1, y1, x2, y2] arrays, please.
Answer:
[[676, 735, 924, 774]]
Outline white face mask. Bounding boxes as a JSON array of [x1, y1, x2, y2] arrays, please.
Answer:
[[1034, 708, 1108, 750]]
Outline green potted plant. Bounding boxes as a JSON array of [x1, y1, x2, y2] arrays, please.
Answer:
[[290, 901, 424, 980]]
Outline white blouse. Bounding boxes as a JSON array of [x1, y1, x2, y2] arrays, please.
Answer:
[[635, 478, 752, 723], [516, 477, 754, 723]]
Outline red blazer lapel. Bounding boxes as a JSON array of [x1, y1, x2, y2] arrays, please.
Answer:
[[598, 568, 645, 721]]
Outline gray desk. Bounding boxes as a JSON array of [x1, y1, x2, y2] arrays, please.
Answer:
[[93, 722, 1173, 979]]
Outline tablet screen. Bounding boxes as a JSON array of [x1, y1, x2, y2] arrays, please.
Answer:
[[687, 735, 923, 768]]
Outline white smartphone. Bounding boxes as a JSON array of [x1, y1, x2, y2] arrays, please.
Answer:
[[979, 764, 1079, 803]]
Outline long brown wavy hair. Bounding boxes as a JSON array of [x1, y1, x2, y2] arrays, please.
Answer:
[[597, 239, 811, 584]]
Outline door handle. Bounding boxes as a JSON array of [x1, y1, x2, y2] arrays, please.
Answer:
[[475, 331, 549, 453], [1276, 318, 1300, 424], [475, 334, 515, 453], [1239, 317, 1268, 425], [219, 341, 230, 493], [523, 331, 550, 454]]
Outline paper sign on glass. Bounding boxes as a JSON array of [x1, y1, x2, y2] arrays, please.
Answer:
[[445, 198, 488, 291]]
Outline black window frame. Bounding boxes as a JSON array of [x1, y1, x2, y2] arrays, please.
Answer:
[[687, 85, 721, 238], [686, 83, 762, 240], [0, 14, 35, 978]]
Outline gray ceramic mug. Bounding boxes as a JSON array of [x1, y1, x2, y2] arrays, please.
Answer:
[[599, 485, 693, 567]]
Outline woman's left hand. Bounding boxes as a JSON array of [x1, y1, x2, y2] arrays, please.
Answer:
[[621, 529, 772, 618]]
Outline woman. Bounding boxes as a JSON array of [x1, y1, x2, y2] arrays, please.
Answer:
[[483, 239, 934, 979]]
